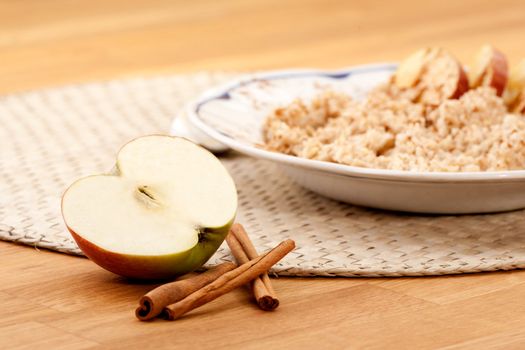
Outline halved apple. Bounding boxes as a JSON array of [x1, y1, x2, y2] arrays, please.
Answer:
[[468, 44, 508, 96], [61, 135, 238, 280]]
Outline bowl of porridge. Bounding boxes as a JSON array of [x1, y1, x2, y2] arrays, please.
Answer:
[[182, 47, 525, 214]]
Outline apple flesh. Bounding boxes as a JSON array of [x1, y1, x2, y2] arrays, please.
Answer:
[[61, 135, 238, 280], [504, 59, 525, 114], [394, 48, 468, 104], [394, 48, 431, 88], [468, 45, 508, 96], [418, 48, 468, 104]]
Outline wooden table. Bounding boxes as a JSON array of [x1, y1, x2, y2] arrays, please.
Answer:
[[2, 1, 525, 348]]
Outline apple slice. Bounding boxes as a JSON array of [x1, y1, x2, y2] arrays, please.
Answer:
[[505, 59, 525, 114], [418, 48, 469, 105], [394, 48, 431, 88], [468, 45, 508, 96], [61, 135, 238, 280], [393, 48, 468, 104]]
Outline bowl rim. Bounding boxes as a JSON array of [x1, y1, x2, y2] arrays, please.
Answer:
[[187, 63, 525, 183]]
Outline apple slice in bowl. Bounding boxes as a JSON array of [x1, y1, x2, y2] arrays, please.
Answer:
[[468, 44, 508, 96], [61, 135, 238, 280]]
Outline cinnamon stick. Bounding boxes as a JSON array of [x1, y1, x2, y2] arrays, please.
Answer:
[[227, 224, 279, 310], [162, 239, 295, 320], [136, 262, 236, 321]]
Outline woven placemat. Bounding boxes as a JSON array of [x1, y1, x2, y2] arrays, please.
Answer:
[[2, 72, 525, 277]]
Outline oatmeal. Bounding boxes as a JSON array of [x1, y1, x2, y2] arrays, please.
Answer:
[[263, 87, 525, 172], [263, 47, 525, 172]]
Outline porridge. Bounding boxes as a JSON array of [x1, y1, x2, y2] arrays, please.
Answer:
[[263, 47, 525, 172]]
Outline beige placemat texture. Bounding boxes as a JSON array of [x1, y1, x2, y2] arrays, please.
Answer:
[[2, 72, 525, 277]]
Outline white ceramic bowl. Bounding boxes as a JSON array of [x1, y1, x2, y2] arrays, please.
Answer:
[[181, 64, 525, 214]]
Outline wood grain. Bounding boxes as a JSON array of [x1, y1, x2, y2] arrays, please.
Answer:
[[2, 0, 525, 348]]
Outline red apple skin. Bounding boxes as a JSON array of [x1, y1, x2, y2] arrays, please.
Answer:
[[487, 49, 509, 96], [67, 224, 232, 280], [452, 65, 469, 99], [69, 228, 176, 280]]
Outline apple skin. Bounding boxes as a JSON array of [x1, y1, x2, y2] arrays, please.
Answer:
[[486, 49, 508, 97], [66, 219, 234, 280], [452, 65, 469, 99]]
